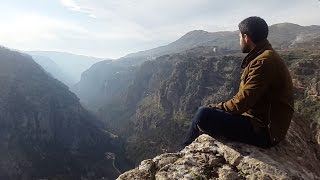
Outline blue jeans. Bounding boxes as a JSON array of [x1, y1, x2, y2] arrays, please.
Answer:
[[183, 106, 271, 148]]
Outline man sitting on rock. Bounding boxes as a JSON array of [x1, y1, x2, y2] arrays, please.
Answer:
[[183, 16, 294, 148]]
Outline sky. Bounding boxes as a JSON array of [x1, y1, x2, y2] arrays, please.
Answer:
[[0, 0, 320, 59]]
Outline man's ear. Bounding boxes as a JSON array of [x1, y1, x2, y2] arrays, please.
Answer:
[[243, 34, 250, 43], [244, 34, 254, 44]]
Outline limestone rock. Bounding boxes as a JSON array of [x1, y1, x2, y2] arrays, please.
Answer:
[[118, 133, 320, 180]]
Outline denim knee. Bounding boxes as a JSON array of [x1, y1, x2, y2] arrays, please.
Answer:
[[193, 106, 212, 125]]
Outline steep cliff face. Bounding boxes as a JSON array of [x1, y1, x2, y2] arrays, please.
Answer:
[[281, 48, 320, 144], [118, 114, 320, 179], [31, 55, 74, 87], [72, 60, 137, 112], [0, 47, 131, 180], [96, 47, 244, 163]]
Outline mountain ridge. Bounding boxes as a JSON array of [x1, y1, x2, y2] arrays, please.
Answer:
[[122, 22, 320, 60]]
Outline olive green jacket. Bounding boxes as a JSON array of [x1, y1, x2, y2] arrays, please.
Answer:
[[211, 39, 294, 144]]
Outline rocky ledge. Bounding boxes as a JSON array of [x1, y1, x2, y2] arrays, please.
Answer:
[[118, 116, 320, 179]]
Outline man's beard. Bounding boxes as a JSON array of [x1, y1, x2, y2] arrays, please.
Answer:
[[241, 43, 251, 53]]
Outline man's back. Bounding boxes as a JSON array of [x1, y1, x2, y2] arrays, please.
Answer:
[[260, 45, 294, 143], [239, 40, 294, 144], [221, 39, 294, 144]]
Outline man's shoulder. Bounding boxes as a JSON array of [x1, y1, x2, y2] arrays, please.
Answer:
[[258, 48, 277, 58], [247, 49, 276, 72], [254, 48, 282, 64]]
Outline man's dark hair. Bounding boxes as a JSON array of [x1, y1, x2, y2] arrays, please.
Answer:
[[238, 16, 269, 44]]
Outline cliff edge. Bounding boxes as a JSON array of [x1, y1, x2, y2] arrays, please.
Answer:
[[118, 115, 320, 179]]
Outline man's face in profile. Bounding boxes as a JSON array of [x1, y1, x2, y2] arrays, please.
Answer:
[[239, 33, 250, 53]]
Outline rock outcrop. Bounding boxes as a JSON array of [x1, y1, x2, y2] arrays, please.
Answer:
[[118, 114, 320, 179]]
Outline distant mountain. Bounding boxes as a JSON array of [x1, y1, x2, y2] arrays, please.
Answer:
[[31, 55, 74, 86], [115, 24, 320, 64], [122, 23, 320, 60], [27, 51, 106, 85], [123, 30, 239, 59], [268, 23, 320, 48], [0, 47, 132, 179]]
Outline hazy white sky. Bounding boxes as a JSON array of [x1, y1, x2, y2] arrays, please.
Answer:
[[0, 0, 319, 59]]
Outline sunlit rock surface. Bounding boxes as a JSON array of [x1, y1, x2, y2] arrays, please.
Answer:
[[118, 115, 320, 180]]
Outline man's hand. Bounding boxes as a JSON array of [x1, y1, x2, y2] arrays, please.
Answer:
[[207, 102, 224, 110]]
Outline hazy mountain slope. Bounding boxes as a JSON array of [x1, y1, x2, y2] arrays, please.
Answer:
[[71, 60, 137, 112], [27, 51, 106, 85], [31, 55, 74, 86], [0, 47, 132, 180]]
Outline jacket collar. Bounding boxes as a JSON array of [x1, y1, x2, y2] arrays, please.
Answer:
[[241, 39, 272, 69]]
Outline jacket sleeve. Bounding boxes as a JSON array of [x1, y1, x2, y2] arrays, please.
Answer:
[[222, 59, 272, 114]]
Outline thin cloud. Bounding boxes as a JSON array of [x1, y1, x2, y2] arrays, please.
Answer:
[[1, 0, 320, 58], [60, 0, 97, 18], [60, 0, 82, 11]]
